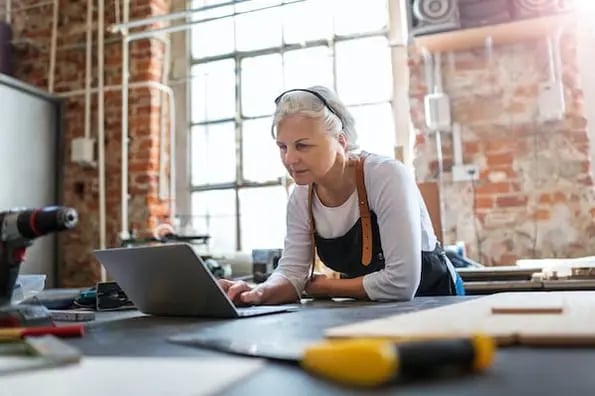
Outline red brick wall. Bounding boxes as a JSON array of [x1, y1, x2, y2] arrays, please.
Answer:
[[409, 31, 595, 265], [10, 0, 172, 286]]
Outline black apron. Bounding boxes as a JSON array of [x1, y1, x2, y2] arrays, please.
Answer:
[[308, 154, 457, 297]]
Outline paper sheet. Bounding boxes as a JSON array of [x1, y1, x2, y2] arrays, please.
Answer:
[[0, 356, 264, 396]]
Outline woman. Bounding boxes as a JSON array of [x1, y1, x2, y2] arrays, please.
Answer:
[[220, 86, 464, 305]]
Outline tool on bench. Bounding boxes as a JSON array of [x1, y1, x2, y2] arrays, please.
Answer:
[[0, 206, 78, 326], [0, 324, 85, 340], [170, 333, 495, 387]]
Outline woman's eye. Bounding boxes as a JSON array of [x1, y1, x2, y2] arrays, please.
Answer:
[[278, 145, 287, 152], [296, 143, 307, 150]]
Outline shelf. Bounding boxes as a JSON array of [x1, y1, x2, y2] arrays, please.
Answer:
[[414, 13, 574, 53]]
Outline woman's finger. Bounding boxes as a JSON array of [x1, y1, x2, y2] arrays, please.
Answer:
[[227, 281, 251, 302], [240, 288, 264, 305], [218, 278, 234, 292]]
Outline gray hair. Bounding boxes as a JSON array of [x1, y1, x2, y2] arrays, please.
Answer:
[[271, 85, 359, 152]]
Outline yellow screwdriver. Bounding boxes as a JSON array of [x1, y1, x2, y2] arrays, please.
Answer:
[[301, 334, 495, 387], [170, 333, 495, 387]]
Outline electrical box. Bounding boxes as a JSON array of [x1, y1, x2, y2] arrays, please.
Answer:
[[538, 82, 565, 122], [452, 164, 479, 182], [71, 137, 95, 166], [424, 92, 451, 131]]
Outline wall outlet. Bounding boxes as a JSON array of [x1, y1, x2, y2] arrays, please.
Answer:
[[452, 164, 479, 182], [538, 82, 565, 122]]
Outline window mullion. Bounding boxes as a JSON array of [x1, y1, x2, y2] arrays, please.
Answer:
[[235, 52, 243, 250]]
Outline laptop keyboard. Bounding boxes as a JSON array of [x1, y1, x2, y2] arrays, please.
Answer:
[[237, 305, 297, 317]]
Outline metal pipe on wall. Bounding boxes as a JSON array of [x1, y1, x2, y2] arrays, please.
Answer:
[[422, 48, 434, 95], [125, 0, 304, 42], [109, 0, 253, 32], [48, 0, 58, 92], [421, 49, 447, 245], [97, 0, 106, 281], [84, 0, 93, 139], [169, 86, 176, 222], [5, 0, 10, 24], [114, 0, 120, 25], [552, 27, 565, 84], [159, 38, 171, 201], [57, 80, 174, 99], [160, 36, 177, 222], [120, 0, 130, 241]]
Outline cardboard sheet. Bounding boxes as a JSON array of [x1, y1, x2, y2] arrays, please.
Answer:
[[0, 356, 264, 396]]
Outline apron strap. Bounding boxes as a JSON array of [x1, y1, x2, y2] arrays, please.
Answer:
[[355, 152, 372, 266], [307, 184, 317, 279]]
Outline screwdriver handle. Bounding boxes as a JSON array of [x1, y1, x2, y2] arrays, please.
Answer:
[[301, 334, 495, 387]]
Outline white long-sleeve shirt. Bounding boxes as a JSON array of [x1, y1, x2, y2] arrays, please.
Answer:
[[268, 153, 437, 301]]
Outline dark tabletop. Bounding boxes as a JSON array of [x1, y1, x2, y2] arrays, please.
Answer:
[[63, 296, 595, 395]]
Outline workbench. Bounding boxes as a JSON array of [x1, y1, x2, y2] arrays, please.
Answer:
[[458, 266, 595, 294], [60, 296, 595, 395]]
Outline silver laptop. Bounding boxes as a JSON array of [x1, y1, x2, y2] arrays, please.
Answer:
[[93, 243, 298, 318]]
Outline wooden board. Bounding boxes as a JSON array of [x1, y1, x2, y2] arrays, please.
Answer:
[[413, 14, 572, 53], [325, 292, 595, 346]]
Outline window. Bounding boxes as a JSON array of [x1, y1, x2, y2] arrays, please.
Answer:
[[189, 0, 394, 254]]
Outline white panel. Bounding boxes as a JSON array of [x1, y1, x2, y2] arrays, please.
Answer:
[[0, 80, 58, 286]]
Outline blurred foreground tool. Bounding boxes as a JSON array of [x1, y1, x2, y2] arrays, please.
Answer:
[[169, 333, 495, 387], [0, 324, 85, 341], [302, 334, 495, 387]]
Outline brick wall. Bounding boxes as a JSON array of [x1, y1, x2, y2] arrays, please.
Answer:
[[10, 0, 171, 286], [409, 31, 595, 265]]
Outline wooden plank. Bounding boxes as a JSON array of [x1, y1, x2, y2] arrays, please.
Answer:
[[325, 291, 595, 346], [414, 14, 573, 53]]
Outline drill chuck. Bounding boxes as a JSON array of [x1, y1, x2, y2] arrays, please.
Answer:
[[0, 206, 78, 242]]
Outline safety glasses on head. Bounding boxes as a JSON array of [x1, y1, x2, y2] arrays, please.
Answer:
[[272, 88, 344, 131]]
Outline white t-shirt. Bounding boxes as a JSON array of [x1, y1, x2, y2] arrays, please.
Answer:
[[268, 153, 437, 301]]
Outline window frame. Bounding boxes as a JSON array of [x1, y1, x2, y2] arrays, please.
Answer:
[[188, 0, 395, 252]]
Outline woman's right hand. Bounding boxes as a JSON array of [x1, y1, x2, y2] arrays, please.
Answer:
[[218, 279, 265, 306]]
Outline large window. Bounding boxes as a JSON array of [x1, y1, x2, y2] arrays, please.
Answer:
[[189, 0, 395, 254]]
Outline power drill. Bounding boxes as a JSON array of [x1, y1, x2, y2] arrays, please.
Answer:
[[0, 206, 78, 306]]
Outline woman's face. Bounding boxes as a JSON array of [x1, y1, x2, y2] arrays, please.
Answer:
[[275, 114, 346, 185]]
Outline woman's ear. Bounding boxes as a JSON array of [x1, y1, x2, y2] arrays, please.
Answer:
[[337, 132, 347, 150]]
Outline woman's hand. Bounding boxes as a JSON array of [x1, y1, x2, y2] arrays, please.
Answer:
[[304, 273, 331, 298], [218, 279, 265, 306]]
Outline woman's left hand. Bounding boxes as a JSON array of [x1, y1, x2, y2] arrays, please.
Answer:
[[305, 273, 331, 298]]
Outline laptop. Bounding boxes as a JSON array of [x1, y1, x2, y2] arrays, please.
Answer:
[[93, 243, 298, 318]]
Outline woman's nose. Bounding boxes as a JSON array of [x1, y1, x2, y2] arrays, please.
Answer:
[[284, 147, 299, 165]]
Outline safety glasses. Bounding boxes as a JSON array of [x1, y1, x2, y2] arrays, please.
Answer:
[[271, 89, 344, 137]]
